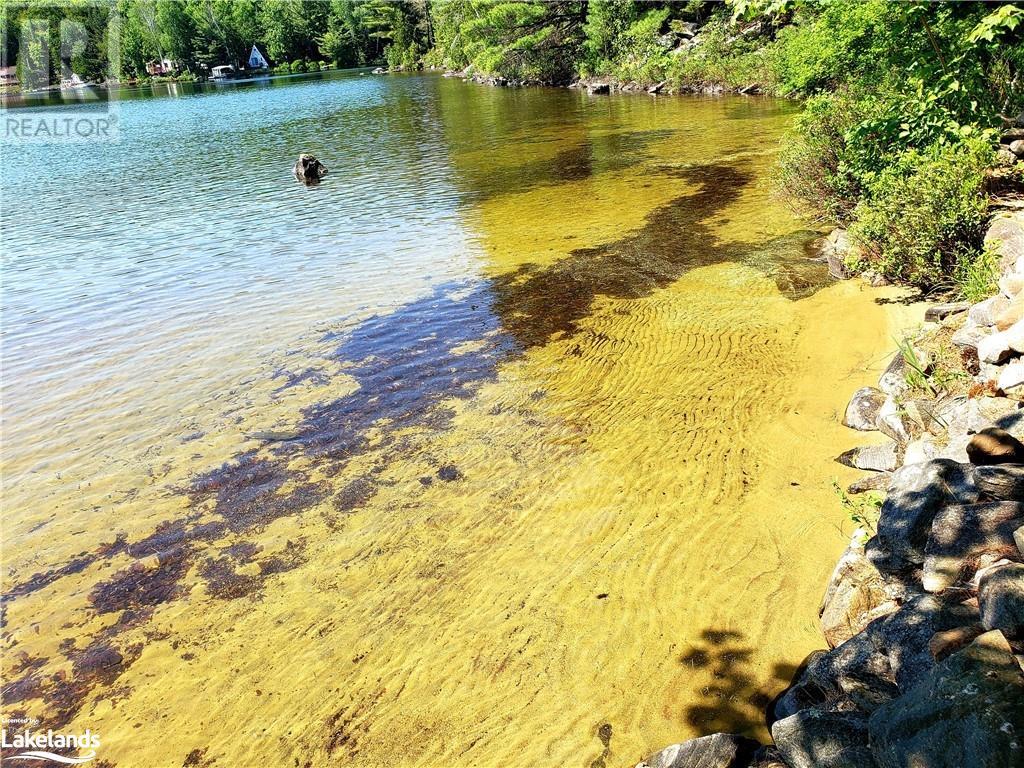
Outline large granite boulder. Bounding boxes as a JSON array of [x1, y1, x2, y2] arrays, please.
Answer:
[[974, 464, 1024, 500], [820, 537, 909, 649], [922, 501, 1024, 592], [835, 442, 901, 472], [772, 709, 875, 768], [633, 733, 759, 768], [979, 562, 1024, 640], [866, 460, 980, 574], [868, 631, 1024, 768]]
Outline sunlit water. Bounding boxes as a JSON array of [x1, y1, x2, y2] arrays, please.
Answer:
[[2, 70, 911, 767]]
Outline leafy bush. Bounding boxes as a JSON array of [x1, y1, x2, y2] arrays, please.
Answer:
[[774, 90, 874, 224], [848, 138, 993, 290], [290, 59, 306, 73]]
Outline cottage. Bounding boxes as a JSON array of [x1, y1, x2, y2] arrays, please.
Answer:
[[0, 66, 18, 89], [247, 45, 270, 71], [145, 58, 178, 76]]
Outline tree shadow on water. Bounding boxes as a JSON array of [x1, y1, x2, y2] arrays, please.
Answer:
[[677, 629, 798, 737]]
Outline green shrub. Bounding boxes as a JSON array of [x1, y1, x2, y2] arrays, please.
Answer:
[[848, 138, 993, 290], [774, 90, 874, 224], [290, 59, 306, 73], [953, 246, 1000, 303]]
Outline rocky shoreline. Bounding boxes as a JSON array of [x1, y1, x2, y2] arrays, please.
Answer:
[[634, 205, 1024, 766]]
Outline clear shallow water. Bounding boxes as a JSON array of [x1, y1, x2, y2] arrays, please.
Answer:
[[1, 71, 905, 767]]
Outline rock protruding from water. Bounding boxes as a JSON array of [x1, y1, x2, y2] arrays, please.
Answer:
[[633, 733, 759, 768], [293, 153, 328, 184]]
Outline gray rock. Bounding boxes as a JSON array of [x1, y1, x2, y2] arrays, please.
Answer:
[[877, 354, 909, 398], [979, 562, 1024, 639], [847, 472, 892, 495], [818, 229, 856, 280], [966, 427, 1024, 465], [875, 396, 918, 445], [878, 593, 980, 692], [292, 153, 328, 184], [867, 460, 980, 574], [773, 625, 897, 719], [974, 463, 1024, 500], [820, 537, 909, 649], [986, 210, 1024, 277], [975, 397, 1024, 439], [1012, 139, 1024, 156], [843, 387, 886, 431], [970, 295, 1012, 327], [588, 82, 610, 94], [951, 320, 988, 350], [923, 501, 1024, 592], [1017, 525, 1024, 557], [634, 733, 759, 768], [835, 442, 901, 472], [772, 709, 875, 768], [997, 147, 1020, 167], [868, 631, 1024, 768], [924, 302, 970, 322]]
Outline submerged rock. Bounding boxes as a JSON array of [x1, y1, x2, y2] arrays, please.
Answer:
[[293, 153, 328, 184], [633, 733, 759, 768], [868, 631, 1024, 768]]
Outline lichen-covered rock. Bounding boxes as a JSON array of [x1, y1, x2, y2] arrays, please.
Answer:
[[868, 631, 1024, 768], [835, 442, 901, 472], [772, 709, 875, 768], [843, 387, 886, 431], [951, 319, 988, 350], [820, 537, 908, 649], [979, 562, 1024, 639], [988, 211, 1024, 275], [866, 460, 980, 574], [967, 427, 1024, 465], [877, 354, 909, 398], [922, 501, 1024, 592], [633, 733, 759, 768]]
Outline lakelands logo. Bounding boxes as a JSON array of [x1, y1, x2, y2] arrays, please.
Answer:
[[1, 728, 100, 764]]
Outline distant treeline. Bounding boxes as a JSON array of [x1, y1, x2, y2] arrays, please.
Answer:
[[1, 0, 435, 82], [0, 1, 742, 84]]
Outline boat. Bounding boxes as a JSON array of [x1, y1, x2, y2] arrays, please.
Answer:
[[210, 65, 236, 81]]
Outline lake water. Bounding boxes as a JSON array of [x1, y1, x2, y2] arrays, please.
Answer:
[[1, 70, 908, 766]]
